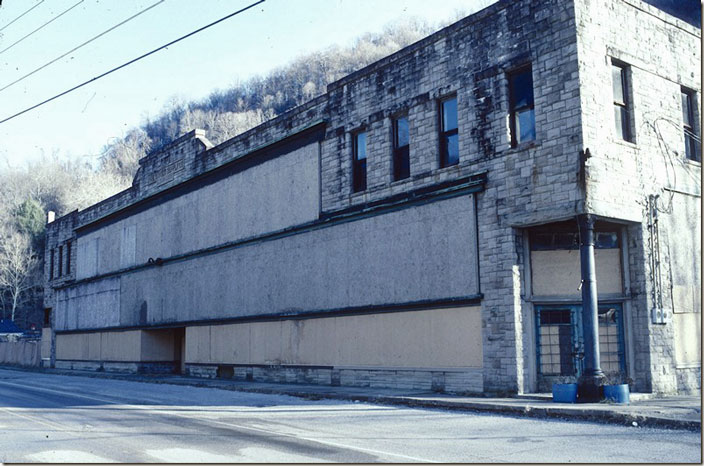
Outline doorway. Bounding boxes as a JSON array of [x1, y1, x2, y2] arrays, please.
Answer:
[[173, 327, 185, 375], [535, 304, 625, 390]]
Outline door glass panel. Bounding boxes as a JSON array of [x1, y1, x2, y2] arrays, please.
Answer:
[[536, 304, 626, 385], [598, 306, 625, 374], [537, 308, 575, 376]]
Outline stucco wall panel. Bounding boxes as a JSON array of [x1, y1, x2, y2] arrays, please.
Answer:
[[75, 142, 320, 279], [185, 306, 482, 369], [101, 331, 141, 361], [56, 332, 101, 361], [674, 312, 702, 366], [185, 326, 211, 363], [531, 249, 623, 296], [55, 278, 121, 331]]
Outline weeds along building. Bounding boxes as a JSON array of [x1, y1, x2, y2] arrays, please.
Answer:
[[43, 0, 701, 395]]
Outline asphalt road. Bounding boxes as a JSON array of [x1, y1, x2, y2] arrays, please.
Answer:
[[0, 368, 699, 463]]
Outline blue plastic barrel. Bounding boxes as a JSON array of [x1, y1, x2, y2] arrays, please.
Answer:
[[604, 384, 630, 404], [552, 383, 578, 403]]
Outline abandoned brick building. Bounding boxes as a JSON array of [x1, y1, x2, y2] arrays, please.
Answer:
[[43, 0, 700, 395]]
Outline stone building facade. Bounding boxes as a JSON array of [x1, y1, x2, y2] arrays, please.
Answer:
[[43, 0, 700, 395]]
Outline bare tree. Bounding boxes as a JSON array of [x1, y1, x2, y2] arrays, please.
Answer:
[[0, 227, 40, 322]]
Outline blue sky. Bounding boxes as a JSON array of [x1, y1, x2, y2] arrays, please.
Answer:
[[0, 0, 495, 166]]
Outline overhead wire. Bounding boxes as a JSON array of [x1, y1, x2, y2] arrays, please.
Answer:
[[0, 0, 85, 55], [0, 0, 265, 125], [0, 0, 45, 33], [0, 0, 166, 94]]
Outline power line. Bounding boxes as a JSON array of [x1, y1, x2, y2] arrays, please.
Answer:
[[0, 0, 265, 126], [0, 0, 85, 55], [0, 0, 166, 94], [0, 0, 44, 32]]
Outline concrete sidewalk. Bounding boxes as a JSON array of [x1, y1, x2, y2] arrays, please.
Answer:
[[8, 366, 702, 431]]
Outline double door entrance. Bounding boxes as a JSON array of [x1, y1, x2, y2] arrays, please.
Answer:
[[535, 304, 626, 389]]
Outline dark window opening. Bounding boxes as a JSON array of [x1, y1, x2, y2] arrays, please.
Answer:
[[44, 308, 51, 327], [509, 66, 536, 146], [439, 97, 459, 167], [58, 245, 63, 277], [49, 248, 54, 280], [531, 230, 619, 250], [612, 63, 633, 142], [352, 131, 367, 192], [682, 88, 700, 161], [66, 241, 71, 275], [393, 116, 410, 180]]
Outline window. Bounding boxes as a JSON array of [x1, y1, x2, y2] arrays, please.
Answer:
[[66, 241, 71, 275], [508, 66, 536, 146], [612, 63, 633, 142], [682, 88, 700, 161], [393, 116, 410, 180], [439, 97, 459, 167], [352, 131, 367, 192], [49, 248, 54, 280], [58, 245, 63, 277]]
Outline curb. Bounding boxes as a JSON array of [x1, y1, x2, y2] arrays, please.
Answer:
[[2, 365, 700, 431]]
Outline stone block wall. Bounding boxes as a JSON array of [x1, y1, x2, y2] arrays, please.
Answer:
[[575, 0, 701, 393]]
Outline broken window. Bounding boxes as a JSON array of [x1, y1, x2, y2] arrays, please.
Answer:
[[612, 63, 633, 142], [393, 116, 410, 181], [682, 88, 700, 161], [509, 66, 536, 146], [352, 131, 367, 192], [439, 97, 459, 167]]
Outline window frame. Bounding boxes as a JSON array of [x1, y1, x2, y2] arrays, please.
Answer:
[[612, 62, 634, 142], [352, 130, 367, 193], [392, 115, 410, 181], [508, 65, 536, 147], [681, 88, 700, 162], [439, 96, 459, 168]]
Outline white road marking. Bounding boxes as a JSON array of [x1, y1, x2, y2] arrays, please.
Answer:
[[25, 450, 115, 463], [145, 446, 329, 463], [0, 379, 438, 463], [0, 406, 77, 434]]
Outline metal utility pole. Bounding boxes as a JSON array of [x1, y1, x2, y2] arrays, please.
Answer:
[[577, 214, 605, 402]]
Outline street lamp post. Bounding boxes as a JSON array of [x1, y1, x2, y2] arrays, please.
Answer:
[[577, 214, 606, 402]]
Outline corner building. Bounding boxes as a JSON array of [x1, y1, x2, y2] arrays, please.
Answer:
[[44, 0, 701, 395]]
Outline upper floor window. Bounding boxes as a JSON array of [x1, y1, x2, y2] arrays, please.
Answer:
[[352, 131, 367, 193], [49, 248, 54, 280], [682, 88, 700, 162], [509, 66, 536, 146], [66, 240, 72, 275], [439, 97, 459, 167], [612, 63, 633, 142], [58, 245, 63, 277], [393, 116, 410, 181]]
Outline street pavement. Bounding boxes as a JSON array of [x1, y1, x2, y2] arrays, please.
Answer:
[[0, 367, 700, 463]]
